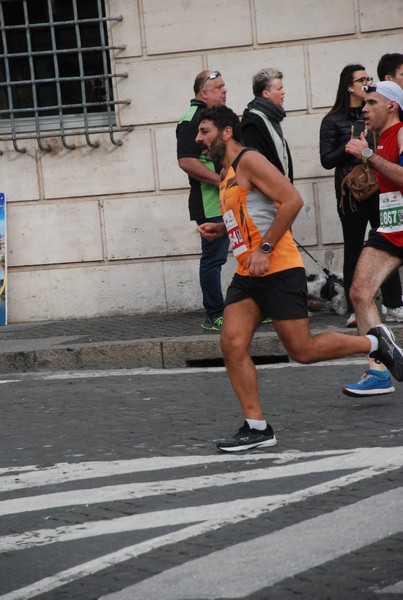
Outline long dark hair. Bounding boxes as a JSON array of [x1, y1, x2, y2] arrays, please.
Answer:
[[328, 64, 365, 115]]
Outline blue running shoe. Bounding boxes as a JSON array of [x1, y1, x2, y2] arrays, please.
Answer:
[[342, 369, 395, 397]]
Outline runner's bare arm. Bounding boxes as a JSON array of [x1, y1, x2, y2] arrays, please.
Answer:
[[346, 130, 403, 188], [237, 151, 304, 247]]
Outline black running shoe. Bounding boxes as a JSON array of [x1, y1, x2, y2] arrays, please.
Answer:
[[216, 421, 277, 452], [368, 324, 403, 382]]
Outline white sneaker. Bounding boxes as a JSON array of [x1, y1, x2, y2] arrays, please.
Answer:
[[384, 306, 403, 322], [346, 313, 357, 328]]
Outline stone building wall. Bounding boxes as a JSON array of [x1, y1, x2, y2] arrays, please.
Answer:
[[2, 0, 402, 321]]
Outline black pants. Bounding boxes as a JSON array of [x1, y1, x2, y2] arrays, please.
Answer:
[[337, 190, 402, 313]]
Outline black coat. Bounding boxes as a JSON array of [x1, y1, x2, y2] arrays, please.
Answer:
[[319, 107, 376, 201], [240, 109, 294, 182]]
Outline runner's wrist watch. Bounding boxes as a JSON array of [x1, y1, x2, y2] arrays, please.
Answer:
[[361, 148, 373, 164], [260, 242, 273, 254]]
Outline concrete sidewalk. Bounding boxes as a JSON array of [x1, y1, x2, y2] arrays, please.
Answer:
[[0, 308, 401, 373]]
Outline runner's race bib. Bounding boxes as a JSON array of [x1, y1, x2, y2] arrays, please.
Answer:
[[223, 209, 247, 256], [378, 191, 403, 233]]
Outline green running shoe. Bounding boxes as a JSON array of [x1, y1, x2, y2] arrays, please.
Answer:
[[201, 316, 223, 331]]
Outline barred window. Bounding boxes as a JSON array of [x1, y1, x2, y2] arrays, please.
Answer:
[[0, 0, 132, 152]]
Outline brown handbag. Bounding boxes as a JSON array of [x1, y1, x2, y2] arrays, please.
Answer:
[[339, 132, 379, 213]]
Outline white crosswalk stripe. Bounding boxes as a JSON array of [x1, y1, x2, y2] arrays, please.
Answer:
[[0, 447, 402, 599]]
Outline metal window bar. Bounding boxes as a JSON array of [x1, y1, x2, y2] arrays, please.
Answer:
[[96, 0, 121, 147], [72, 0, 93, 148], [48, 0, 74, 150], [23, 1, 47, 152], [0, 0, 133, 154]]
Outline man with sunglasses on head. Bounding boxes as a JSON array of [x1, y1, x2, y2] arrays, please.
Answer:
[[176, 70, 229, 331], [342, 81, 403, 397]]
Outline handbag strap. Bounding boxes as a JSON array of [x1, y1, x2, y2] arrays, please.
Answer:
[[369, 130, 376, 150]]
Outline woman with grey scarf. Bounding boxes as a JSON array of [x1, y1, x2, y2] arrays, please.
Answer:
[[240, 68, 294, 182]]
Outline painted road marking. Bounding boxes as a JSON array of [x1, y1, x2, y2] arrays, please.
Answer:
[[0, 447, 402, 599], [0, 449, 352, 492], [0, 447, 401, 517], [99, 489, 403, 600], [376, 580, 403, 594]]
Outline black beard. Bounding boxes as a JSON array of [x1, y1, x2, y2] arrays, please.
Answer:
[[206, 140, 226, 163]]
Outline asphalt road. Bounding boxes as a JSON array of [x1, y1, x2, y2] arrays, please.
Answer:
[[1, 359, 402, 600]]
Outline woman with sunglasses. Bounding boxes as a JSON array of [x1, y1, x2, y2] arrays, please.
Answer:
[[320, 64, 403, 395]]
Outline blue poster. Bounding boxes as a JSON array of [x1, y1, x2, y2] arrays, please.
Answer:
[[0, 194, 6, 325]]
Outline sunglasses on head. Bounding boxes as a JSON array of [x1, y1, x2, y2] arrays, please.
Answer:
[[362, 85, 377, 93], [201, 71, 221, 89]]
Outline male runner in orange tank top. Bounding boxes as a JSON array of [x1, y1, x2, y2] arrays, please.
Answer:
[[196, 105, 403, 452]]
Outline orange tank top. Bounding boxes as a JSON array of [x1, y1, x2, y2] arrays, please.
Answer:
[[220, 149, 303, 276]]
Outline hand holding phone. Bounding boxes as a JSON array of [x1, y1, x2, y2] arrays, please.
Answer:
[[352, 120, 366, 138]]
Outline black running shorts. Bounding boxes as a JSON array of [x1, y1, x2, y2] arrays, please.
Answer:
[[224, 267, 308, 320], [364, 228, 403, 261]]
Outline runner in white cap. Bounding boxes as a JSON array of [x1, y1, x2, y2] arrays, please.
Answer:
[[342, 80, 403, 397], [368, 81, 403, 110]]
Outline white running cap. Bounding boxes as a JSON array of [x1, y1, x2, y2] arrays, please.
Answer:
[[372, 81, 403, 110]]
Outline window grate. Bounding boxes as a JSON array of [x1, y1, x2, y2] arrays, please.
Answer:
[[0, 0, 133, 153]]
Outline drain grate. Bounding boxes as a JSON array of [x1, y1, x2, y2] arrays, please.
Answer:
[[186, 355, 289, 368]]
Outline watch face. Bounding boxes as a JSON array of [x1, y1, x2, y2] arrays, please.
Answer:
[[362, 148, 372, 158], [261, 242, 272, 253]]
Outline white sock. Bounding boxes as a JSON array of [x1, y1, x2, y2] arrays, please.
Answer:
[[366, 334, 378, 354], [246, 419, 267, 431]]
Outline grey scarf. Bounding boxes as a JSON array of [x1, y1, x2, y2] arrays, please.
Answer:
[[247, 97, 286, 140]]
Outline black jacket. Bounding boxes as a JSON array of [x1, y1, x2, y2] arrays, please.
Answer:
[[319, 107, 376, 200], [240, 109, 294, 182]]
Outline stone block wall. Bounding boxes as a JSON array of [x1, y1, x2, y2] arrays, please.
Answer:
[[3, 0, 402, 321]]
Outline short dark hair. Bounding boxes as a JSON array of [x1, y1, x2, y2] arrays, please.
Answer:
[[193, 71, 208, 95], [198, 105, 242, 142], [377, 53, 403, 81]]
